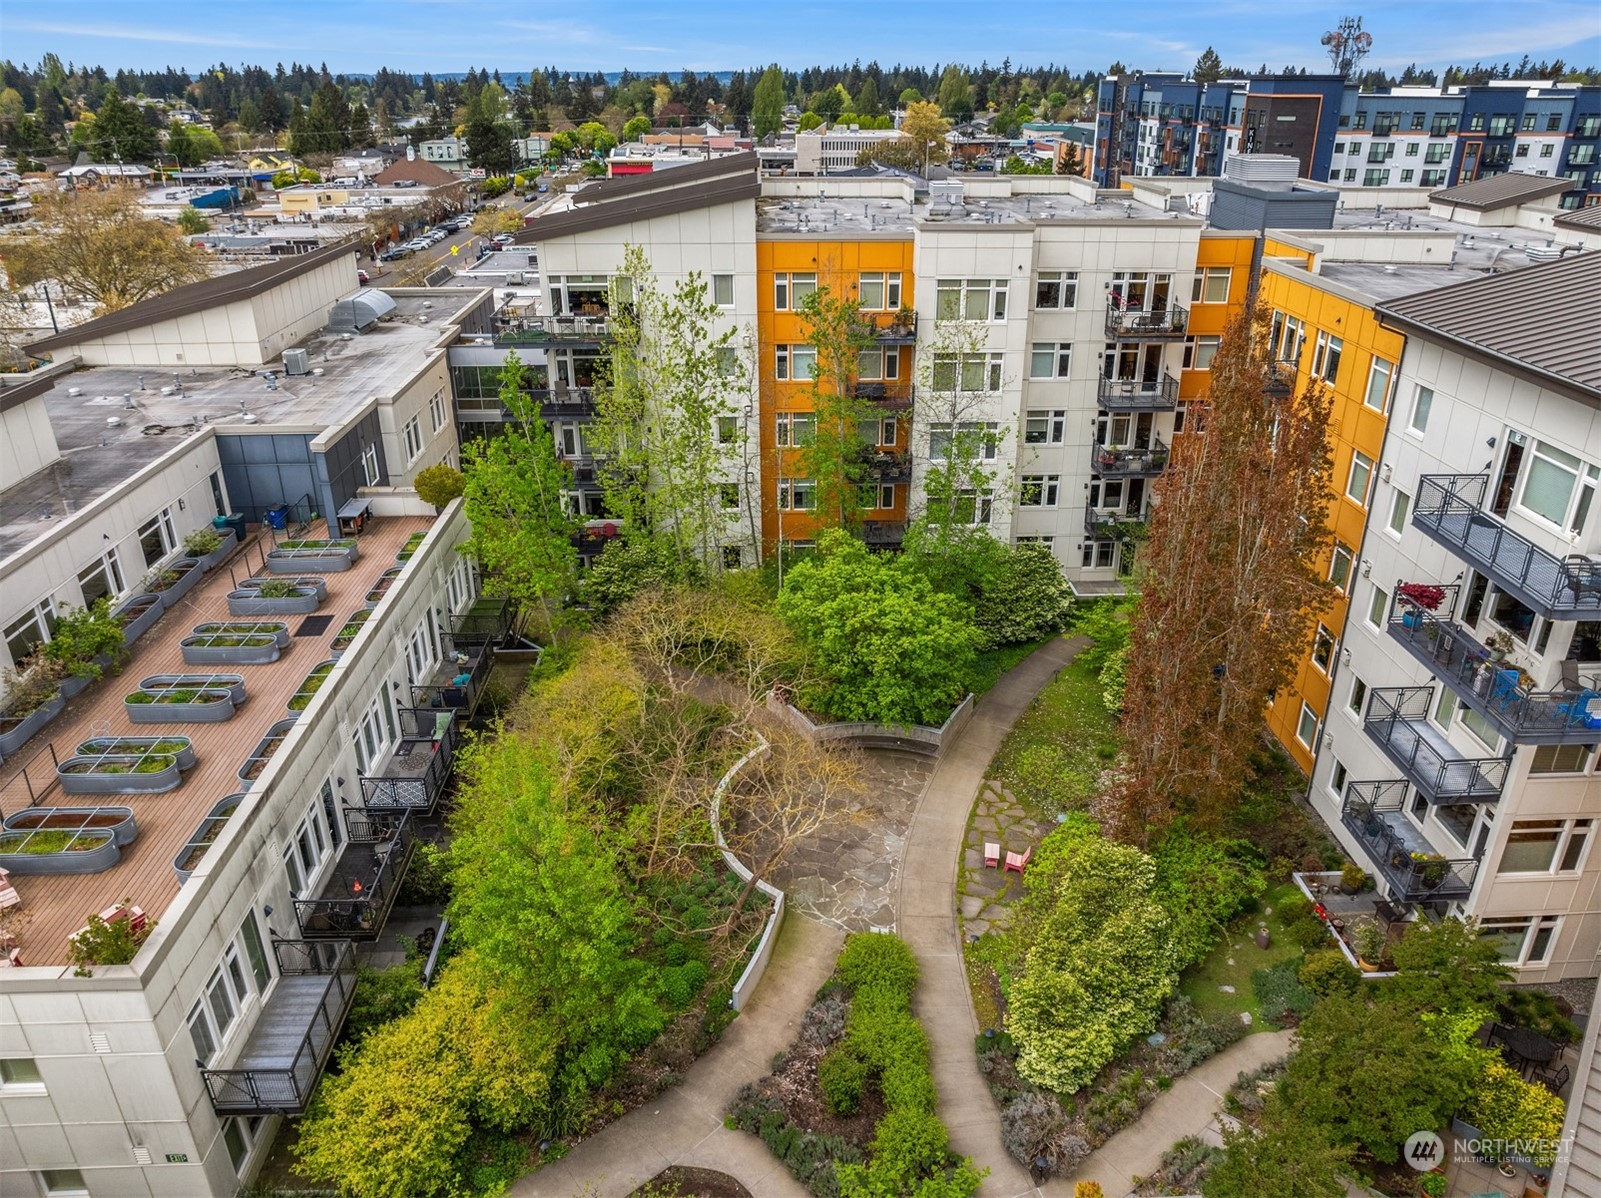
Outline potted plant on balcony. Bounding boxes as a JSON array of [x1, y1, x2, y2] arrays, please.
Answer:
[[0, 656, 67, 755], [1484, 630, 1516, 663], [1409, 851, 1451, 890], [1398, 582, 1446, 629], [182, 526, 236, 571], [1340, 862, 1366, 895], [1347, 915, 1387, 971], [41, 601, 127, 697]]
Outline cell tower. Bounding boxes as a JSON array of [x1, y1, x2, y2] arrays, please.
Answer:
[[1321, 16, 1374, 78]]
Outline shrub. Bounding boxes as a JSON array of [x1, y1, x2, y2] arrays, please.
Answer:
[[799, 990, 850, 1050], [1298, 950, 1359, 997], [41, 600, 126, 679], [1339, 861, 1366, 892], [971, 543, 1073, 647], [397, 841, 453, 906], [414, 463, 467, 509], [1001, 1090, 1088, 1173], [182, 527, 223, 557], [1251, 961, 1316, 1027], [818, 1046, 869, 1116], [1275, 894, 1331, 951], [68, 903, 157, 974], [1463, 1059, 1566, 1169], [660, 959, 709, 1009], [836, 931, 919, 1001]]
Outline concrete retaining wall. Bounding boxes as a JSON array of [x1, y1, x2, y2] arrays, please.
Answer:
[[764, 692, 976, 758], [708, 736, 784, 1012]]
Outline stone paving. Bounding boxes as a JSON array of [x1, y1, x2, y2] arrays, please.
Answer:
[[959, 782, 1056, 939], [770, 749, 934, 932]]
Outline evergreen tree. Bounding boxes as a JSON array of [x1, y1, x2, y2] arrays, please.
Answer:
[[752, 65, 785, 137], [936, 65, 974, 122], [1193, 47, 1225, 83], [85, 90, 158, 162]]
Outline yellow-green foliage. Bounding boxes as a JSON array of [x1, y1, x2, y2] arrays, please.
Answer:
[[294, 952, 554, 1197], [1463, 1059, 1566, 1168]]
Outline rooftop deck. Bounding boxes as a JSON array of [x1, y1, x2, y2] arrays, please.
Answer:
[[0, 514, 432, 966]]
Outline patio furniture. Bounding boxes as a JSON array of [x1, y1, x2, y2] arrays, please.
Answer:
[[1489, 668, 1523, 711], [983, 842, 1000, 869], [1531, 1062, 1570, 1094], [1491, 1023, 1559, 1076], [1003, 846, 1032, 874], [1557, 688, 1601, 729], [0, 867, 19, 910]]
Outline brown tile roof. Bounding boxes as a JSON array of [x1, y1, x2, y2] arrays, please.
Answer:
[[371, 158, 459, 188], [1378, 251, 1601, 398], [1428, 171, 1572, 211]]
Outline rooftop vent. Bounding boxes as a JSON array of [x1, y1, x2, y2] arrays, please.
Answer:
[[282, 348, 310, 376], [327, 288, 397, 334]]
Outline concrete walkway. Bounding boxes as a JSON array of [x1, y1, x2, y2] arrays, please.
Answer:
[[896, 636, 1085, 1198], [508, 915, 844, 1198], [1058, 1029, 1294, 1197]]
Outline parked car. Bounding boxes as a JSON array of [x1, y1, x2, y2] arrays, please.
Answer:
[[379, 247, 410, 261], [537, 182, 549, 193], [493, 233, 515, 246], [356, 269, 370, 285]]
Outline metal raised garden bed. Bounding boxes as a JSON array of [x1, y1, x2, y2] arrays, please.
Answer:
[[112, 593, 164, 647], [0, 827, 120, 875], [124, 688, 236, 724], [287, 661, 337, 713], [4, 805, 139, 848], [236, 575, 329, 600], [57, 754, 183, 795], [173, 793, 246, 883], [395, 532, 428, 563], [228, 587, 322, 616], [144, 558, 204, 608], [238, 718, 300, 790], [75, 736, 197, 771], [138, 673, 247, 707], [363, 567, 404, 610], [0, 697, 65, 757], [328, 611, 373, 660], [181, 632, 283, 666]]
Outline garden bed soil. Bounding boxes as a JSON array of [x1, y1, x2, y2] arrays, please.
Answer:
[[628, 1167, 753, 1198]]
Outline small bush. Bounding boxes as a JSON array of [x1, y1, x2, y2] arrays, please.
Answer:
[[182, 527, 223, 557], [660, 959, 709, 1009], [1298, 949, 1360, 997], [1251, 961, 1316, 1027], [1000, 1090, 1089, 1174], [799, 991, 850, 1050], [836, 932, 919, 1001], [1276, 894, 1332, 951], [818, 1046, 870, 1115]]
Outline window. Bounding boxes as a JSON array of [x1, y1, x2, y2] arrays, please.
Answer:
[[774, 272, 815, 310], [1409, 385, 1433, 434], [1182, 336, 1220, 371], [1034, 270, 1078, 309], [716, 346, 740, 377], [1519, 439, 1597, 532], [1368, 584, 1389, 629], [1029, 342, 1072, 379], [857, 347, 900, 380], [0, 1058, 44, 1093], [283, 800, 331, 898], [1082, 540, 1116, 568], [1531, 743, 1593, 774], [1363, 169, 1391, 187], [774, 412, 816, 447], [949, 489, 994, 525], [1515, 144, 1530, 158], [775, 344, 817, 381], [1389, 488, 1410, 535], [1363, 357, 1394, 411], [1498, 819, 1592, 874], [1269, 311, 1305, 364], [355, 693, 396, 774], [1346, 451, 1373, 506], [928, 421, 999, 462], [857, 271, 901, 310], [1406, 141, 1419, 155], [1296, 702, 1319, 747], [137, 508, 177, 567], [1540, 143, 1554, 158], [1421, 169, 1447, 187], [361, 442, 381, 487], [1312, 331, 1343, 384], [240, 911, 270, 991], [931, 353, 1003, 393], [1190, 267, 1230, 304], [1329, 542, 1354, 593], [5, 601, 57, 664], [1480, 915, 1560, 966], [712, 274, 734, 307], [777, 478, 816, 510], [1468, 113, 1485, 132], [403, 415, 423, 464], [223, 1116, 267, 1172], [935, 278, 1008, 322], [1328, 758, 1349, 797], [716, 416, 738, 445], [869, 484, 896, 510], [188, 997, 218, 1061], [1344, 168, 1356, 182], [37, 1170, 88, 1195], [1312, 625, 1336, 672], [718, 483, 740, 510], [1018, 475, 1061, 508], [1024, 410, 1066, 445], [429, 390, 447, 433], [1348, 675, 1368, 716]]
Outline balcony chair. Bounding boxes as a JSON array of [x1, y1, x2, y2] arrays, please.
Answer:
[[1558, 690, 1601, 729], [1532, 1062, 1570, 1094], [1489, 668, 1524, 711], [983, 842, 1001, 869], [1003, 846, 1032, 874]]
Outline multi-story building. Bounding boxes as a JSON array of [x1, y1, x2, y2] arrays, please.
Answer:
[[793, 125, 910, 174], [0, 254, 503, 1196], [1096, 73, 1601, 207]]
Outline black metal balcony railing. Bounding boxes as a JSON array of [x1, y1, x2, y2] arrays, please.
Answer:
[[294, 811, 416, 940], [1093, 438, 1169, 477], [199, 940, 358, 1115], [1096, 373, 1179, 410], [1412, 474, 1601, 620], [1341, 781, 1479, 903], [1105, 301, 1188, 339], [411, 642, 493, 719], [861, 520, 907, 546], [572, 519, 625, 552], [1363, 686, 1509, 805], [1084, 502, 1148, 542], [539, 388, 597, 420], [494, 314, 612, 345], [449, 597, 512, 648], [1388, 596, 1601, 745], [853, 381, 914, 410], [861, 311, 918, 344], [360, 708, 461, 812], [1264, 360, 1295, 395], [859, 448, 913, 483]]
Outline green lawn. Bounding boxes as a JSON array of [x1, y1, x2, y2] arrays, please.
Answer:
[[1178, 882, 1305, 1026], [988, 650, 1120, 818]]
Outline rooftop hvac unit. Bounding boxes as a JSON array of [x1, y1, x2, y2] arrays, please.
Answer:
[[326, 288, 397, 334], [282, 348, 310, 376]]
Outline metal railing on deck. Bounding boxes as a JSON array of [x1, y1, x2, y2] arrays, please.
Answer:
[[294, 812, 415, 939], [1363, 685, 1508, 804], [1105, 301, 1188, 338], [360, 709, 460, 812], [1096, 373, 1179, 409], [1341, 782, 1479, 902]]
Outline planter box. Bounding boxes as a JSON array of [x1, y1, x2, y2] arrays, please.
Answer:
[[113, 595, 164, 647], [57, 673, 93, 700], [364, 568, 403, 610], [237, 576, 328, 600], [75, 737, 196, 771], [0, 830, 121, 875], [396, 533, 428, 563], [125, 691, 236, 724], [192, 528, 238, 571], [58, 755, 182, 795], [181, 636, 282, 666], [173, 793, 245, 883], [138, 674, 247, 706], [265, 549, 356, 574], [192, 622, 291, 649], [0, 697, 66, 756], [237, 718, 299, 790], [4, 806, 139, 847], [287, 661, 338, 713], [146, 560, 203, 609], [228, 590, 322, 617]]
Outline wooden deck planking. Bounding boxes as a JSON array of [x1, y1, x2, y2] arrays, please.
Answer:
[[0, 517, 431, 967]]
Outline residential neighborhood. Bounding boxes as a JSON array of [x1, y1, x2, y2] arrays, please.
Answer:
[[1, 8, 1600, 1198]]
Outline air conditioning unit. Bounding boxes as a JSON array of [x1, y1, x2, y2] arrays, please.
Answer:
[[282, 348, 310, 376]]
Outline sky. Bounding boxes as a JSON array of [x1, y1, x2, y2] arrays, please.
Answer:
[[4, 0, 1599, 78]]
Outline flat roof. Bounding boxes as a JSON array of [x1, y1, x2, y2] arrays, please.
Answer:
[[756, 187, 1177, 234]]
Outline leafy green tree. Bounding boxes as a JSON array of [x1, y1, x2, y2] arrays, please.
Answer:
[[580, 538, 698, 615], [1203, 1096, 1350, 1198], [898, 87, 924, 107], [464, 89, 515, 174], [80, 89, 158, 162], [460, 351, 577, 634], [914, 319, 1008, 537], [1382, 917, 1511, 1015], [1148, 824, 1264, 970], [1006, 818, 1176, 1092], [413, 462, 466, 508], [797, 112, 825, 132], [936, 65, 974, 122], [776, 529, 983, 725], [752, 65, 786, 137], [175, 205, 209, 235], [808, 83, 852, 121], [796, 285, 877, 532], [622, 114, 651, 141], [899, 100, 952, 171]]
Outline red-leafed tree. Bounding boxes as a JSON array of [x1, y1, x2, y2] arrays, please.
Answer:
[[1105, 303, 1335, 845]]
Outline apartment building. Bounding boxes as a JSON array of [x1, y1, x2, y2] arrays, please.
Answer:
[[0, 256, 501, 1196], [1096, 73, 1601, 207]]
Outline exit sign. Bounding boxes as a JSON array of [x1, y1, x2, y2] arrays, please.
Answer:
[[165, 1154, 188, 1163]]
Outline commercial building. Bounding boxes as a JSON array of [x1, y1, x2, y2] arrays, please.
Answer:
[[793, 125, 910, 174], [0, 253, 502, 1195]]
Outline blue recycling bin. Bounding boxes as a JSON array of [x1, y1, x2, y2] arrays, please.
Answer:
[[265, 505, 290, 530]]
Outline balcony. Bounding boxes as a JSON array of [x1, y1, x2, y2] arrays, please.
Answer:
[[494, 314, 612, 347], [450, 596, 513, 648], [1341, 781, 1480, 903], [1363, 686, 1508, 805], [1263, 360, 1295, 396], [294, 811, 416, 940], [1093, 438, 1168, 478], [411, 641, 493, 721], [861, 311, 918, 344], [1412, 474, 1601, 620], [1084, 502, 1148, 542], [572, 519, 625, 553], [1097, 373, 1178, 411], [539, 387, 597, 420], [360, 708, 461, 813], [853, 381, 913, 410], [199, 940, 357, 1115], [1388, 598, 1601, 745], [861, 520, 907, 547], [859, 448, 913, 484], [1105, 301, 1188, 339]]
